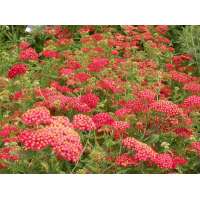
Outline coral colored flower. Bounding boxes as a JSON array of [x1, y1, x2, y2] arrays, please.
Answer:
[[92, 113, 114, 129], [190, 142, 200, 155], [115, 153, 139, 167], [19, 47, 39, 61], [170, 70, 194, 84], [18, 120, 83, 162], [91, 33, 103, 41], [137, 89, 156, 104], [155, 25, 168, 35], [88, 58, 109, 72], [122, 137, 157, 162], [19, 41, 30, 49], [10, 91, 24, 101], [111, 50, 119, 55], [182, 95, 200, 110], [115, 108, 132, 117], [150, 100, 181, 117], [111, 121, 130, 132], [59, 68, 74, 76], [73, 114, 96, 131], [7, 64, 27, 79], [0, 125, 17, 137], [174, 128, 192, 138], [74, 72, 90, 82], [42, 50, 60, 59], [183, 82, 200, 94], [22, 106, 52, 126], [79, 93, 99, 109], [153, 153, 174, 169]]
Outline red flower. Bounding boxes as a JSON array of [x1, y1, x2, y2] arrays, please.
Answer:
[[79, 93, 99, 109], [115, 153, 139, 167], [73, 114, 96, 131], [150, 100, 181, 117], [92, 113, 114, 129], [19, 47, 39, 61], [174, 128, 192, 138], [183, 82, 200, 94], [22, 106, 52, 126], [74, 72, 90, 82], [7, 64, 27, 79], [19, 41, 30, 50], [42, 50, 60, 59]]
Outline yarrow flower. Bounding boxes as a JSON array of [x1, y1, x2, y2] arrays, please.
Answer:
[[88, 58, 109, 72], [0, 125, 17, 137], [190, 142, 200, 155], [22, 106, 52, 126], [183, 82, 200, 94], [92, 113, 114, 129], [7, 64, 28, 79], [137, 89, 156, 104], [19, 47, 39, 61], [150, 100, 181, 116], [174, 128, 193, 138], [121, 137, 187, 169], [115, 153, 139, 167], [74, 72, 90, 82], [19, 41, 30, 50], [182, 95, 200, 110], [79, 93, 100, 109], [18, 117, 83, 162], [42, 50, 60, 59], [170, 70, 194, 84], [72, 114, 96, 131], [122, 137, 157, 162]]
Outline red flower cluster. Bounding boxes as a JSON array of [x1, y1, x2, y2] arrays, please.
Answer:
[[150, 100, 181, 116], [0, 125, 17, 137], [88, 58, 109, 72], [73, 114, 96, 131], [183, 82, 200, 94], [7, 64, 27, 79], [42, 50, 60, 59], [19, 47, 39, 61], [115, 153, 139, 167], [22, 106, 52, 126], [121, 137, 187, 169], [174, 128, 193, 138], [170, 70, 194, 84], [18, 116, 83, 162], [92, 113, 114, 129], [182, 95, 200, 110], [79, 93, 100, 109]]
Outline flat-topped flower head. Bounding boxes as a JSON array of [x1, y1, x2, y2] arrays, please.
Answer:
[[8, 64, 27, 79], [182, 95, 200, 110], [19, 47, 39, 61], [73, 114, 96, 131], [150, 100, 181, 116], [22, 106, 52, 126], [92, 113, 114, 129]]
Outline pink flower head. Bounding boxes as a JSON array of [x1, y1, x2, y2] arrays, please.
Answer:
[[150, 100, 181, 117], [8, 64, 27, 79], [79, 93, 100, 109], [19, 41, 30, 50], [73, 114, 96, 131], [19, 47, 39, 61], [22, 106, 52, 126], [183, 82, 200, 94], [42, 50, 60, 59], [174, 128, 192, 138], [92, 113, 114, 129]]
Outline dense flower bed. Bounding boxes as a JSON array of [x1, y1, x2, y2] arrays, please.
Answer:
[[0, 25, 199, 173]]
